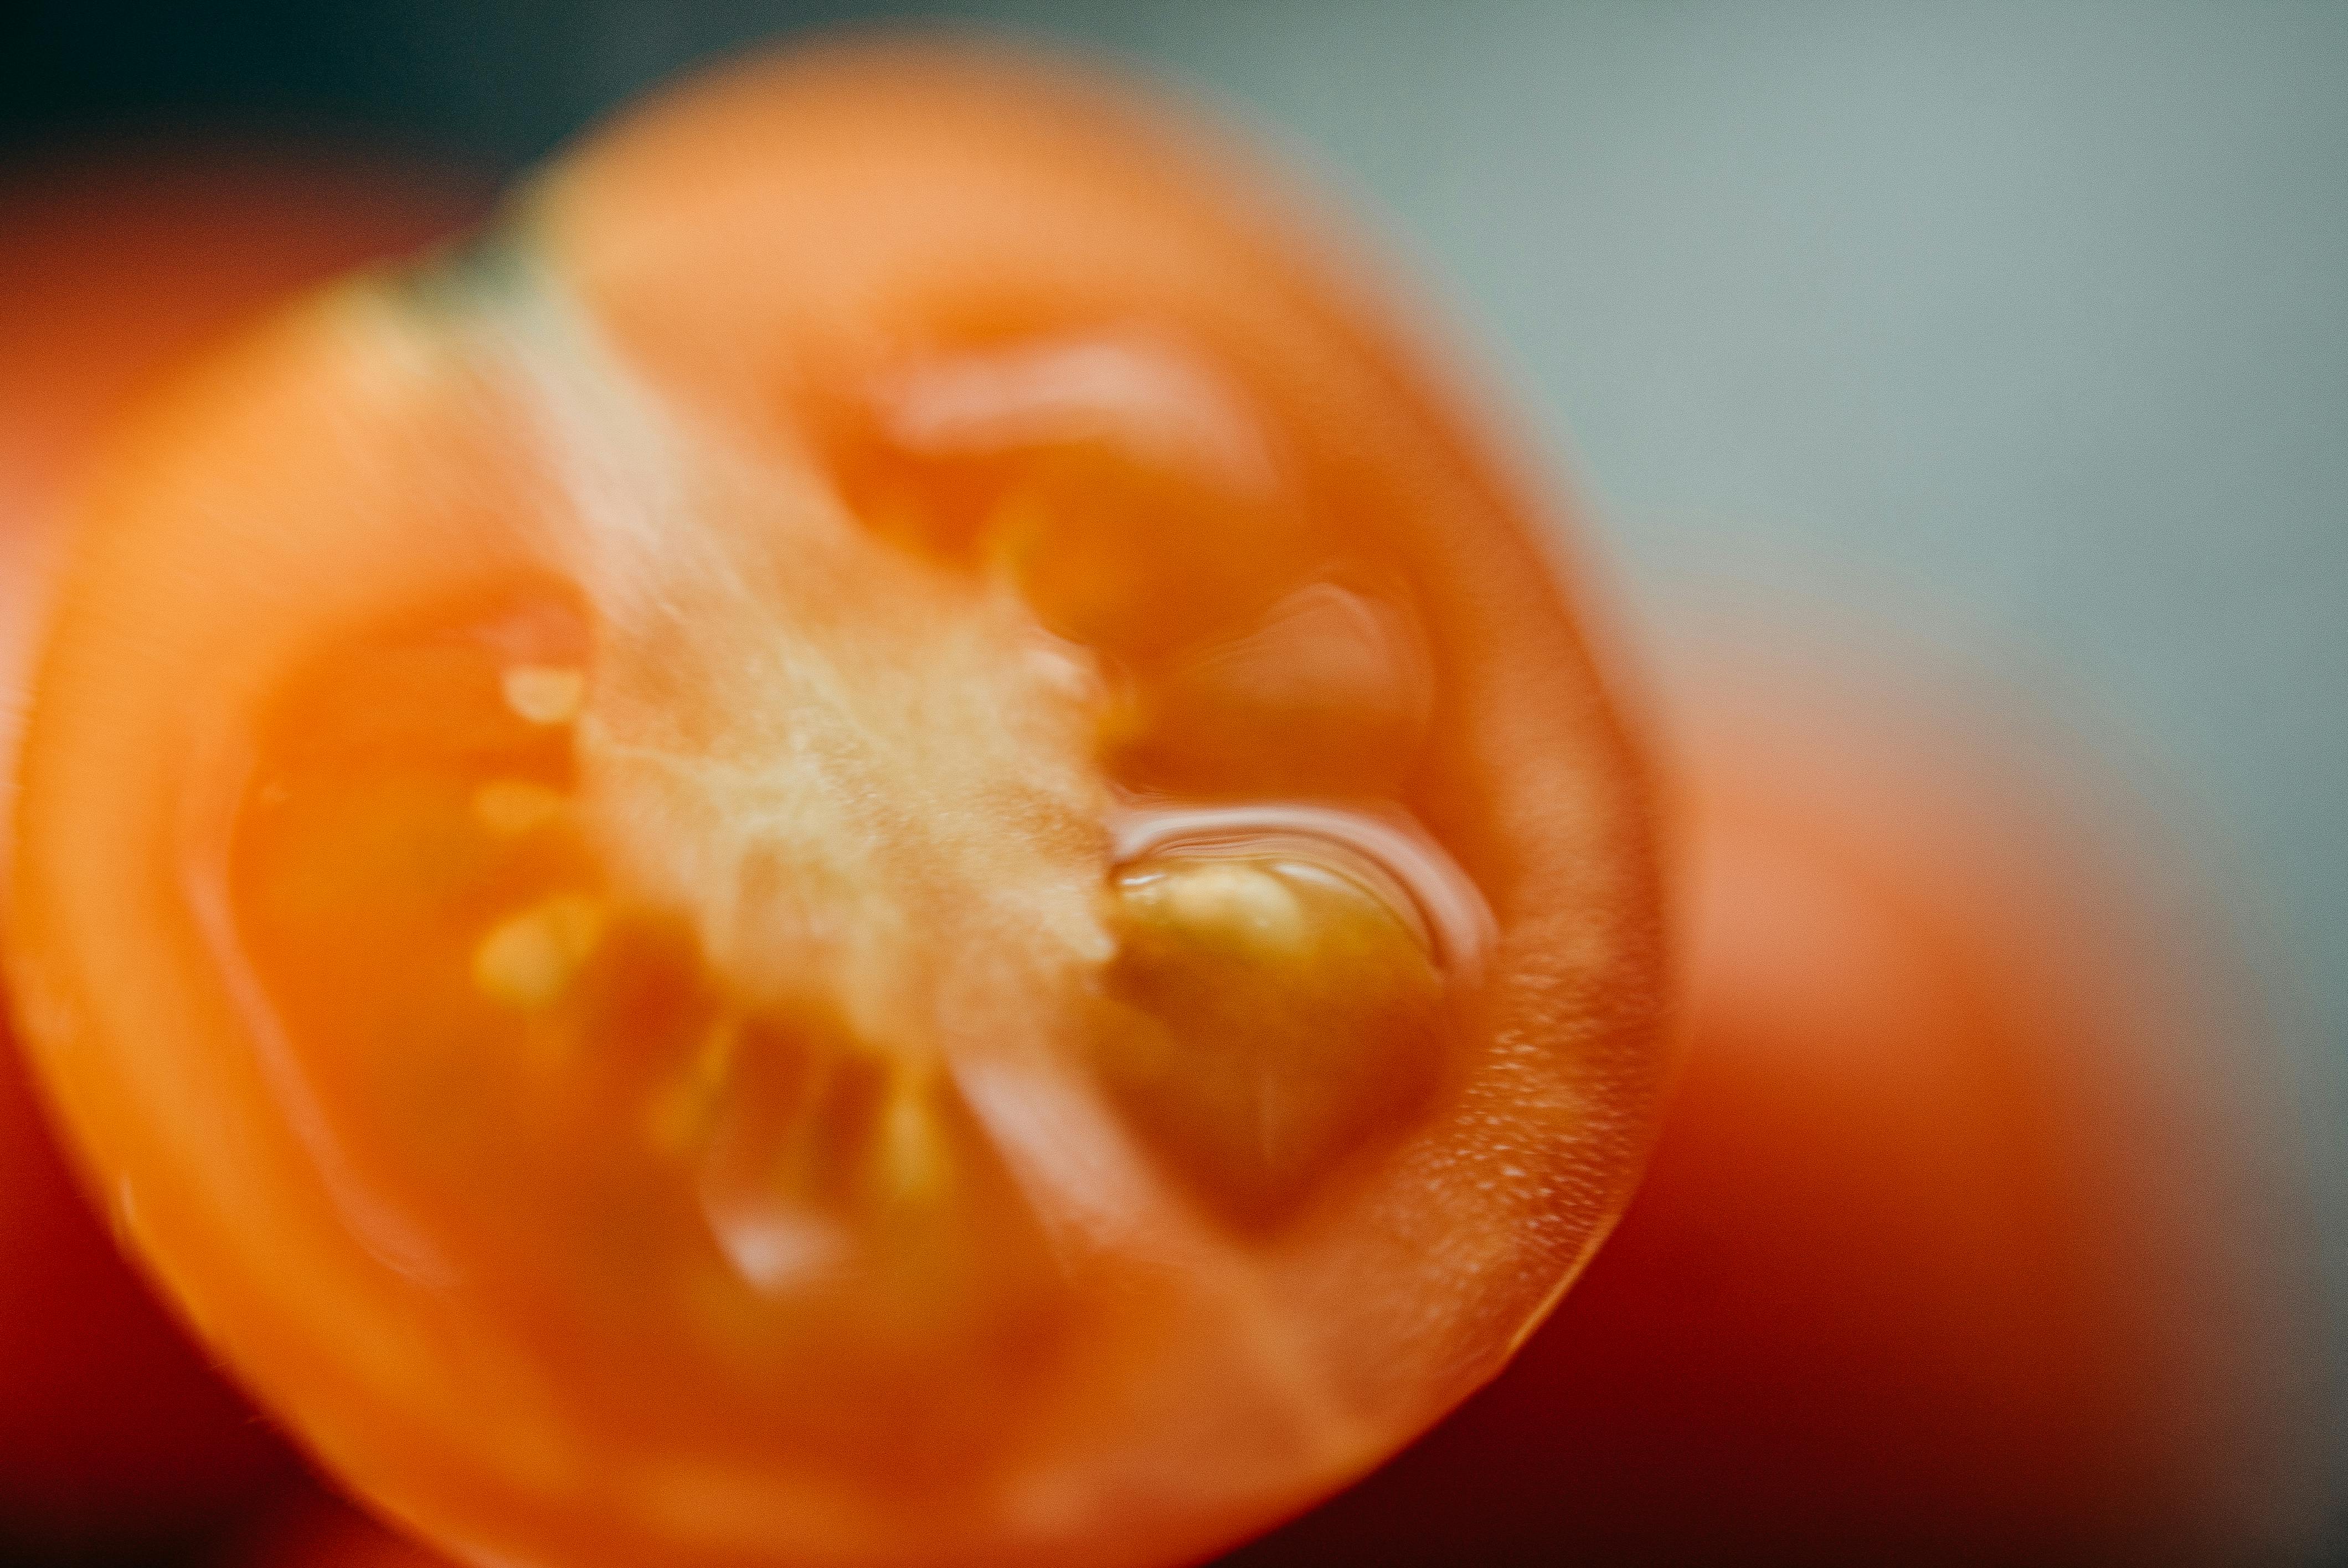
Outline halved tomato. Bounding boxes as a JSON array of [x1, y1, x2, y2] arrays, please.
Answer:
[[1232, 633, 2325, 1565], [0, 146, 470, 1542], [8, 45, 1669, 1568]]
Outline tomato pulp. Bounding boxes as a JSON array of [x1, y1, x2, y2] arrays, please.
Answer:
[[8, 47, 1670, 1568], [0, 146, 471, 1541], [1232, 637, 2324, 1565]]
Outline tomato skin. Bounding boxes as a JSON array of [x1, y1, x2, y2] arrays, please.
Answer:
[[0, 1009, 290, 1539], [1227, 642, 2324, 1565], [241, 1497, 451, 1568], [7, 47, 1670, 1568], [0, 148, 472, 1541]]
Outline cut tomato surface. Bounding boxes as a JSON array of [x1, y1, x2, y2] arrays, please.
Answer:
[[1232, 633, 2326, 1565], [8, 47, 1669, 1568], [0, 146, 470, 1541]]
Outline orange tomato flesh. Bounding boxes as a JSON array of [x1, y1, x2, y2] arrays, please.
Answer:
[[11, 46, 1667, 1568], [0, 147, 471, 1541], [1230, 644, 2323, 1564]]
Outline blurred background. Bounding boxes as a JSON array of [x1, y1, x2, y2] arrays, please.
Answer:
[[6, 1, 2344, 1563]]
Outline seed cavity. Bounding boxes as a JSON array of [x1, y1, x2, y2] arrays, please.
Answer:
[[690, 1046, 968, 1297], [501, 664, 585, 725], [706, 1202, 844, 1295], [878, 337, 1277, 491], [473, 894, 606, 1009], [1113, 803, 1492, 978], [1095, 819, 1468, 1229]]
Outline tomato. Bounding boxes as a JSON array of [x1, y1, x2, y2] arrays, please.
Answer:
[[0, 147, 471, 1541], [6, 45, 1670, 1568], [1230, 638, 2324, 1565], [242, 1497, 450, 1568]]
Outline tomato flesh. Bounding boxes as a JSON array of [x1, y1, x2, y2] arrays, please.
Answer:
[[11, 47, 1668, 1568], [0, 147, 470, 1542], [1231, 641, 2326, 1565]]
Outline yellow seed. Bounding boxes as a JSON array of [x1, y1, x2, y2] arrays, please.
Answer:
[[646, 1019, 738, 1154], [501, 664, 585, 725], [1127, 860, 1310, 958], [473, 894, 605, 1009], [1101, 852, 1446, 1229], [874, 1067, 949, 1204], [472, 779, 568, 837]]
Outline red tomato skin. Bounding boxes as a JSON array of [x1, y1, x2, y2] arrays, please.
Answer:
[[240, 1495, 454, 1568], [0, 145, 473, 1543], [1223, 643, 2326, 1566], [0, 1012, 292, 1535]]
